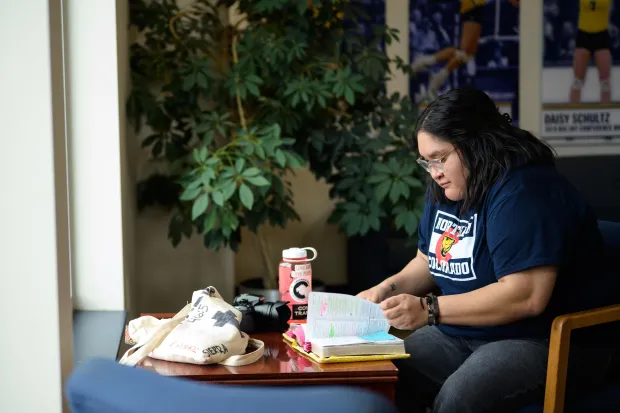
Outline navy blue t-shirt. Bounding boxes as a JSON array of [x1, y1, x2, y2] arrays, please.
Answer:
[[418, 163, 609, 340]]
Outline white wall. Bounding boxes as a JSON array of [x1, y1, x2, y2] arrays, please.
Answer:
[[64, 0, 131, 311], [386, 0, 409, 97], [0, 1, 73, 412]]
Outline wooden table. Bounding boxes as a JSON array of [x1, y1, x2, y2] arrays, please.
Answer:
[[137, 313, 399, 401]]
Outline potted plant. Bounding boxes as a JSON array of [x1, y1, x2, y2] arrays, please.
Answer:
[[127, 0, 426, 298]]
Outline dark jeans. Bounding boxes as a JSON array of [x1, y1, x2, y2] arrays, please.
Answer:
[[393, 326, 617, 413]]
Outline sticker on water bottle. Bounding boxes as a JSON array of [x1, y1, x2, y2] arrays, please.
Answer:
[[290, 277, 310, 302]]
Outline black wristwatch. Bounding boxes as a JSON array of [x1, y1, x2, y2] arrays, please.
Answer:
[[425, 294, 440, 326]]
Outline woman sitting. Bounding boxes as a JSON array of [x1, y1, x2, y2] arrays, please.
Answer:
[[358, 87, 618, 413]]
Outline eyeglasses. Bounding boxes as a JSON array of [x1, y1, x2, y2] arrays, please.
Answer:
[[416, 149, 455, 173]]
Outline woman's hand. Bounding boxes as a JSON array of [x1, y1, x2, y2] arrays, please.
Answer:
[[380, 294, 427, 330], [356, 284, 391, 304]]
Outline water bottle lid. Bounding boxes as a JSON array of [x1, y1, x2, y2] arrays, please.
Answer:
[[282, 247, 307, 259]]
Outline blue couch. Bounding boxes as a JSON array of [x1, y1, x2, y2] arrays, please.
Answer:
[[66, 358, 399, 413]]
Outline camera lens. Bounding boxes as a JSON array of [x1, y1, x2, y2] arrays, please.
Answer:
[[255, 302, 291, 323]]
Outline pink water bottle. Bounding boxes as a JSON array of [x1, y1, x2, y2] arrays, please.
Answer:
[[279, 247, 318, 324]]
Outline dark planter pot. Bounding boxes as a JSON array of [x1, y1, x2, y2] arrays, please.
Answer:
[[237, 277, 327, 303], [347, 223, 416, 294]]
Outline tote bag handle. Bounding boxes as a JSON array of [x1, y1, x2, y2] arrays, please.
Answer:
[[119, 303, 191, 367]]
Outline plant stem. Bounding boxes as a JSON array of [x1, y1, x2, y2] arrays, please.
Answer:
[[169, 8, 198, 41], [328, 107, 353, 119], [231, 35, 248, 131], [233, 16, 248, 31], [257, 231, 277, 290]]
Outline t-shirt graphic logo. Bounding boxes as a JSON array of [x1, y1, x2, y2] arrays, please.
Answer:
[[436, 227, 460, 263], [428, 211, 478, 282]]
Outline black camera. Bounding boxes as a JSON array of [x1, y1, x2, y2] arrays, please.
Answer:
[[233, 294, 291, 333]]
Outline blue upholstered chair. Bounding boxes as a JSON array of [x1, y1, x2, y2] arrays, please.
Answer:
[[66, 358, 399, 413], [518, 220, 620, 413]]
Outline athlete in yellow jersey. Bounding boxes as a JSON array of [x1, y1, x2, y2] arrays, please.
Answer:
[[460, 0, 487, 15], [570, 0, 613, 103], [579, 0, 611, 32], [410, 0, 520, 98]]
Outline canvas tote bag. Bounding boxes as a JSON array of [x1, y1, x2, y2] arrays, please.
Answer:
[[119, 286, 264, 367]]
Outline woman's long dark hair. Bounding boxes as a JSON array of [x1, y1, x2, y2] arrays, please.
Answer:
[[416, 87, 556, 212]]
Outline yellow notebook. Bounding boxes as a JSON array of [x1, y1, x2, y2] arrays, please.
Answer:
[[282, 332, 410, 364]]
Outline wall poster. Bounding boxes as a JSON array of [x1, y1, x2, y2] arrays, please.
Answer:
[[409, 0, 521, 125], [542, 0, 620, 142]]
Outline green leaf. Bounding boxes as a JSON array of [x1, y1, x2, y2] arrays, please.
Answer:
[[291, 92, 300, 107], [180, 187, 201, 201], [373, 163, 392, 174], [212, 190, 224, 206], [255, 145, 266, 159], [345, 213, 362, 235], [246, 74, 263, 84], [369, 214, 381, 231], [344, 87, 355, 105], [395, 211, 406, 230], [387, 158, 400, 173], [199, 147, 208, 162], [348, 74, 365, 93], [296, 0, 307, 14], [246, 176, 270, 186], [389, 180, 407, 203], [239, 184, 254, 209], [192, 194, 209, 220], [183, 72, 196, 91], [203, 209, 217, 233], [404, 211, 418, 235], [400, 163, 415, 176], [200, 171, 211, 187], [275, 149, 286, 167], [187, 178, 203, 190], [246, 82, 260, 97], [394, 204, 407, 215], [243, 144, 254, 156], [220, 167, 236, 179], [204, 168, 216, 180], [342, 202, 361, 212], [242, 167, 260, 177], [367, 173, 390, 184], [235, 158, 246, 173], [196, 72, 208, 89], [284, 151, 303, 168], [271, 123, 281, 138], [359, 216, 370, 235], [375, 180, 391, 202], [403, 176, 423, 187], [221, 180, 237, 201], [336, 178, 356, 191], [237, 84, 247, 100]]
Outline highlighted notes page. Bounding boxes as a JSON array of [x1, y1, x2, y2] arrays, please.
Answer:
[[305, 292, 390, 339]]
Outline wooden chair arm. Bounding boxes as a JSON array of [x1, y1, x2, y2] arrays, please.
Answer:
[[544, 304, 620, 413]]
